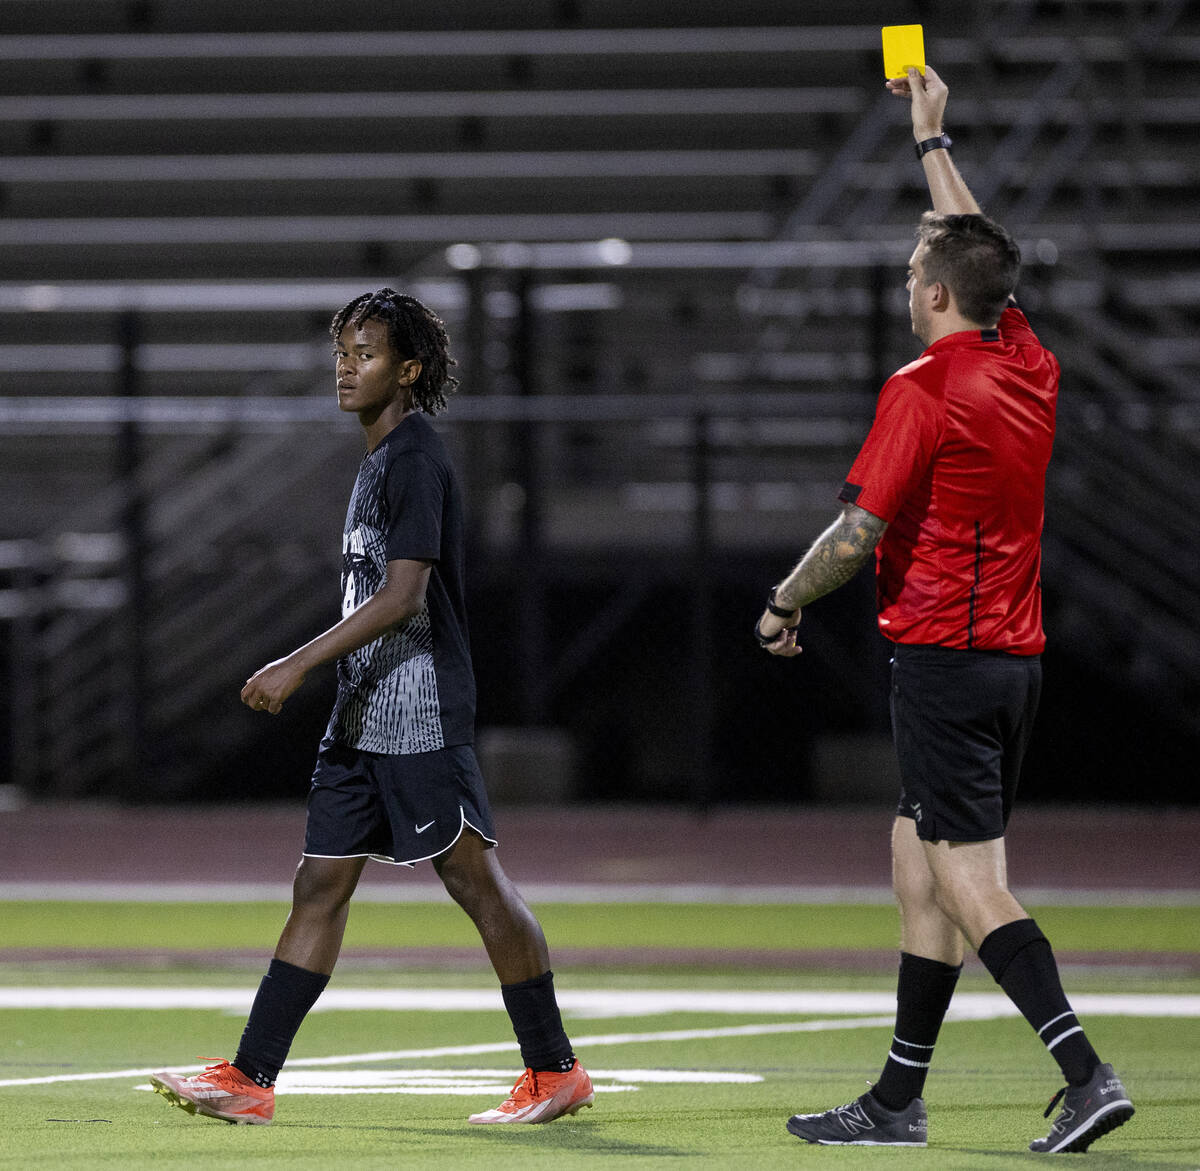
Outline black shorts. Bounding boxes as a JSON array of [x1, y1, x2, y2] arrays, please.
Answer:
[[304, 741, 497, 867], [891, 642, 1041, 843]]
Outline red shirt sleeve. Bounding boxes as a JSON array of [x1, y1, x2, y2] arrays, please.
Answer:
[[997, 303, 1039, 346], [838, 368, 943, 523]]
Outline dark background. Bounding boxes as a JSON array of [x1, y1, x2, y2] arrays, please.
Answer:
[[1, 0, 1196, 807]]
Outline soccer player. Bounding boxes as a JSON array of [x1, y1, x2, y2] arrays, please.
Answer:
[[150, 289, 593, 1127], [755, 67, 1133, 1154]]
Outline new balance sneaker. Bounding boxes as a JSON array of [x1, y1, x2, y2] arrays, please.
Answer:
[[1029, 1062, 1134, 1153], [786, 1091, 928, 1146], [149, 1060, 275, 1125], [467, 1062, 594, 1124]]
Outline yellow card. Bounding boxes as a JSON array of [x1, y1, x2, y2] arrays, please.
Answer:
[[882, 24, 925, 80]]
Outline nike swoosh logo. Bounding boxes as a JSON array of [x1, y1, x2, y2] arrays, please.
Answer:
[[415, 820, 435, 834]]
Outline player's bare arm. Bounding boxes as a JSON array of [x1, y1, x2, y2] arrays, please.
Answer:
[[755, 504, 888, 656], [241, 558, 433, 713], [887, 65, 981, 216]]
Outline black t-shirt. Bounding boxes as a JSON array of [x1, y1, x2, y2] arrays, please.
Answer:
[[324, 413, 476, 753]]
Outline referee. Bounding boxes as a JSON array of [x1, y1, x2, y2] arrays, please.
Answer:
[[757, 66, 1133, 1155]]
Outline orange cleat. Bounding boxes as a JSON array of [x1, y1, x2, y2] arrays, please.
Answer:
[[149, 1059, 275, 1125], [468, 1062, 595, 1124]]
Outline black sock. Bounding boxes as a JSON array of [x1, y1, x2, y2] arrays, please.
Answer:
[[233, 958, 330, 1088], [500, 970, 575, 1073], [977, 918, 1099, 1086], [870, 952, 961, 1111]]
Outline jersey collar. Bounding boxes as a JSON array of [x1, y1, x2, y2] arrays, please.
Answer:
[[924, 324, 1002, 355]]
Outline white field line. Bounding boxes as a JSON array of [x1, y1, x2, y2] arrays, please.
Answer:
[[2, 881, 1198, 906], [0, 1015, 900, 1089], [3, 988, 1200, 1091], [4, 987, 1200, 1020], [130, 1067, 767, 1097], [7, 987, 908, 1013]]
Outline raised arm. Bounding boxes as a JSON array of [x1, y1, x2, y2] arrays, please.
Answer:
[[887, 64, 981, 215]]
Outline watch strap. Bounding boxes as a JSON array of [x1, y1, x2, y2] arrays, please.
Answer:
[[766, 586, 798, 619], [915, 132, 952, 160]]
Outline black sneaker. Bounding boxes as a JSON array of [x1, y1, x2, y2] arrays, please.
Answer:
[[1029, 1063, 1134, 1154], [786, 1092, 927, 1146]]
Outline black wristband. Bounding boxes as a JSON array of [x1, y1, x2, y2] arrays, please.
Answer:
[[766, 586, 798, 619], [915, 132, 952, 160], [753, 618, 778, 647]]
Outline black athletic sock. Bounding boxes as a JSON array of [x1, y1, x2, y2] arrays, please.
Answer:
[[870, 952, 961, 1111], [977, 918, 1100, 1086], [233, 958, 330, 1088], [500, 970, 575, 1073]]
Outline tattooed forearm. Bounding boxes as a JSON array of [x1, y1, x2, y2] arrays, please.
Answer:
[[774, 505, 888, 611]]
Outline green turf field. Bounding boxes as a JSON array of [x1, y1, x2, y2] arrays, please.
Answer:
[[3, 899, 1199, 1169], [5, 899, 1199, 954]]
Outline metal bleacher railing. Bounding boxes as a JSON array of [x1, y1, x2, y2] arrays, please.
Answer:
[[1, 1, 1198, 797], [0, 260, 880, 797], [727, 0, 1200, 747]]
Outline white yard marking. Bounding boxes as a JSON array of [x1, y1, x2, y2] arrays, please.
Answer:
[[131, 1067, 763, 1096], [1, 989, 1198, 1091], [0, 1017, 897, 1088], [4, 986, 1200, 1019]]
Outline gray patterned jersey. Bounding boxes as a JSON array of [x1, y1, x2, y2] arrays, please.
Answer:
[[324, 413, 475, 754]]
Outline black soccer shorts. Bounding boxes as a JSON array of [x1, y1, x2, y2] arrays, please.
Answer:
[[890, 642, 1042, 843], [304, 741, 497, 867]]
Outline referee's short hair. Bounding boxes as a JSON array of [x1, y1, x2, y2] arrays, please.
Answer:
[[916, 212, 1021, 327]]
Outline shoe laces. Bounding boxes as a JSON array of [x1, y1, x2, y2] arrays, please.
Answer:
[[195, 1058, 258, 1091], [506, 1068, 539, 1106], [1042, 1085, 1068, 1119], [834, 1092, 871, 1115]]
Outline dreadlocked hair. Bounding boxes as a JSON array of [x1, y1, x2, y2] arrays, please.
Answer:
[[330, 288, 460, 415]]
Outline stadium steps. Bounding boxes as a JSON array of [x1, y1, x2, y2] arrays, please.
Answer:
[[29, 424, 354, 794], [4, 0, 1199, 795]]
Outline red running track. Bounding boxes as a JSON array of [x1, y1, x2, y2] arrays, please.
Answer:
[[2, 802, 1196, 892]]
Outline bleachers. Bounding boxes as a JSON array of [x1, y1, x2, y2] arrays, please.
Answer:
[[2, 2, 1198, 393], [2, 0, 1199, 796]]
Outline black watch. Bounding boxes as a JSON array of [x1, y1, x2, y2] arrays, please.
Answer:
[[915, 132, 952, 160], [765, 586, 798, 619]]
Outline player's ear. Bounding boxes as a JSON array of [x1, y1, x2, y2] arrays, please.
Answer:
[[398, 358, 423, 387], [930, 281, 952, 313]]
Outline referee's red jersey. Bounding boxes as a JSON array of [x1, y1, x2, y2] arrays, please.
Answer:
[[838, 306, 1058, 654]]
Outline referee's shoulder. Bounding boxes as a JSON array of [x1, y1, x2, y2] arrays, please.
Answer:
[[888, 351, 946, 389]]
